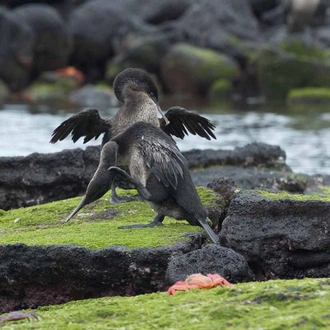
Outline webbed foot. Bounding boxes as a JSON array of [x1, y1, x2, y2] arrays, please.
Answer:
[[110, 194, 143, 204], [118, 214, 165, 229], [118, 221, 163, 229]]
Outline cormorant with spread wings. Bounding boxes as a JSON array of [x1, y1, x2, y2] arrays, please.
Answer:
[[65, 122, 219, 244]]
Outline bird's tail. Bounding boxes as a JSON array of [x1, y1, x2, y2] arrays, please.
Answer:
[[199, 219, 220, 244]]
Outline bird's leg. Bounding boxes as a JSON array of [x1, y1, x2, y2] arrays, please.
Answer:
[[109, 168, 147, 204], [109, 181, 137, 204], [110, 183, 142, 204], [118, 213, 165, 229]]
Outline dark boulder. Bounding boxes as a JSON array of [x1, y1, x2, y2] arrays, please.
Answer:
[[1, 0, 89, 19], [184, 142, 287, 169], [0, 7, 34, 91], [249, 0, 278, 19], [174, 0, 261, 65], [0, 241, 195, 313], [220, 190, 330, 280], [160, 43, 239, 97], [105, 35, 173, 85], [0, 142, 289, 211], [67, 0, 155, 82], [13, 4, 72, 79], [256, 46, 330, 101], [139, 0, 195, 25], [0, 146, 99, 210], [166, 244, 255, 284]]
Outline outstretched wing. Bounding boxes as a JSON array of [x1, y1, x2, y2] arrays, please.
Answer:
[[159, 106, 216, 140], [50, 108, 110, 144], [139, 136, 186, 189]]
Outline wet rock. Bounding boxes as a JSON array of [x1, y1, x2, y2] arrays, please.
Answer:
[[207, 177, 238, 206], [105, 35, 173, 84], [256, 43, 330, 102], [0, 142, 289, 210], [67, 0, 157, 82], [220, 190, 330, 280], [69, 84, 119, 109], [160, 43, 238, 97], [0, 241, 195, 313], [26, 73, 81, 106], [0, 146, 99, 210], [175, 0, 261, 64], [166, 244, 255, 284], [208, 79, 232, 103], [249, 0, 278, 19], [287, 87, 330, 106], [0, 7, 34, 91], [192, 166, 325, 196], [185, 142, 287, 169], [13, 4, 72, 79]]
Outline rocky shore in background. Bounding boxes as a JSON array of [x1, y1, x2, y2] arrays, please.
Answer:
[[1, 173, 330, 312], [2, 0, 330, 108], [2, 141, 328, 211], [1, 141, 330, 312], [2, 0, 330, 314]]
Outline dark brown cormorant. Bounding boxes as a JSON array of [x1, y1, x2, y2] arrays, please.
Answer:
[[50, 68, 216, 146], [50, 67, 216, 202], [65, 122, 219, 244]]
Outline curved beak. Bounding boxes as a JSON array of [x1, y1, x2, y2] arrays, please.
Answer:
[[156, 103, 170, 126], [150, 96, 169, 126]]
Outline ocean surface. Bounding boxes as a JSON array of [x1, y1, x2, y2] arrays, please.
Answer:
[[1, 103, 330, 175]]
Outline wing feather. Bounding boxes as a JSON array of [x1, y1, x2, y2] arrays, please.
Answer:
[[159, 106, 216, 140], [50, 108, 110, 144], [139, 137, 185, 189]]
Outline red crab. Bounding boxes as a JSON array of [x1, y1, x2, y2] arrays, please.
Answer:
[[0, 311, 43, 325], [167, 273, 233, 295], [56, 66, 85, 85]]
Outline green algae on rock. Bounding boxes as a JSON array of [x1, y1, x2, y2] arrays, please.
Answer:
[[2, 278, 330, 330], [256, 45, 330, 103], [160, 43, 238, 97], [287, 87, 330, 112], [26, 73, 80, 105], [208, 79, 232, 104], [0, 188, 219, 249], [258, 189, 330, 202]]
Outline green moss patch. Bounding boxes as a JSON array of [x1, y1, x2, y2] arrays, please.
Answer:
[[209, 79, 232, 103], [256, 46, 330, 102], [26, 75, 80, 104], [0, 188, 218, 249], [162, 43, 238, 94], [287, 88, 330, 111], [258, 190, 330, 202], [2, 278, 330, 329]]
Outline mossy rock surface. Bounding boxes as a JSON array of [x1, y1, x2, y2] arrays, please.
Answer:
[[209, 79, 232, 103], [2, 278, 330, 329], [160, 43, 238, 95], [221, 189, 330, 279], [256, 45, 330, 102], [258, 189, 330, 202], [26, 74, 80, 105], [287, 87, 330, 111], [0, 187, 217, 249]]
